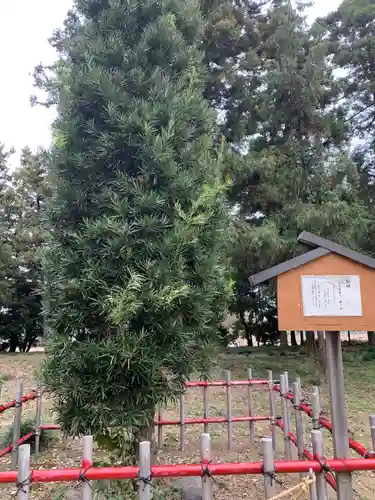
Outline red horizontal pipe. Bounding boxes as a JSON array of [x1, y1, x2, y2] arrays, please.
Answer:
[[185, 379, 268, 387], [274, 387, 374, 459], [155, 415, 270, 426], [0, 393, 37, 413], [0, 432, 35, 458], [276, 420, 337, 491], [0, 458, 375, 483], [40, 424, 61, 430], [297, 400, 373, 458]]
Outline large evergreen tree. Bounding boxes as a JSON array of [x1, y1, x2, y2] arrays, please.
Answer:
[[201, 0, 369, 344], [321, 0, 375, 255], [39, 0, 231, 451]]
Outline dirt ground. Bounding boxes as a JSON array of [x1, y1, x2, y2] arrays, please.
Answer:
[[0, 345, 374, 498]]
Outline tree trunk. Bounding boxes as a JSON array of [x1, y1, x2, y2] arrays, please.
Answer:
[[348, 331, 351, 345], [290, 330, 298, 346], [305, 331, 316, 357], [317, 331, 327, 381], [131, 421, 156, 466], [8, 337, 17, 353], [368, 331, 375, 345], [246, 332, 253, 347], [280, 331, 288, 350], [300, 331, 305, 345], [239, 312, 253, 346]]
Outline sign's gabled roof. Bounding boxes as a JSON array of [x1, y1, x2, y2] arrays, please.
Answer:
[[249, 232, 375, 286], [298, 231, 375, 269]]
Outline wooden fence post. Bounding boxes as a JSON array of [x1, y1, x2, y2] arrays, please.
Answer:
[[157, 404, 163, 449], [279, 374, 291, 459], [225, 370, 232, 450], [248, 368, 255, 444], [262, 437, 275, 499], [34, 389, 42, 455], [311, 430, 328, 500], [293, 380, 305, 480], [180, 393, 185, 452], [200, 433, 213, 500], [311, 387, 321, 431], [369, 415, 375, 451], [17, 444, 30, 500], [283, 371, 291, 428], [268, 370, 276, 451], [12, 379, 23, 469], [203, 382, 209, 434], [325, 332, 353, 499], [139, 441, 151, 500], [82, 435, 93, 500]]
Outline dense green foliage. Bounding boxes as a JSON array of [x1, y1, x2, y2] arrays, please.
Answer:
[[39, 0, 231, 449]]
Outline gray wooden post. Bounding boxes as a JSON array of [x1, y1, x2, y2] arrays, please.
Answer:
[[284, 370, 297, 458], [200, 433, 213, 500], [34, 389, 42, 455], [139, 441, 151, 500], [308, 468, 318, 500], [311, 430, 328, 500], [203, 383, 209, 434], [157, 404, 163, 449], [82, 435, 93, 500], [12, 379, 23, 469], [268, 370, 276, 450], [261, 437, 275, 499], [325, 332, 353, 500], [283, 371, 291, 428], [293, 380, 305, 481], [279, 374, 291, 459], [225, 370, 232, 450], [17, 444, 30, 500], [369, 415, 375, 452], [180, 393, 185, 452], [248, 368, 255, 444], [311, 387, 321, 431]]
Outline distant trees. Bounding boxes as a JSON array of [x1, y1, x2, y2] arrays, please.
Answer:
[[0, 145, 46, 351], [199, 0, 374, 346]]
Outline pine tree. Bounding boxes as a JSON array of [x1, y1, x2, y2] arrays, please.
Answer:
[[321, 0, 375, 258], [0, 145, 15, 306], [0, 146, 46, 352], [39, 0, 231, 453], [201, 0, 369, 344]]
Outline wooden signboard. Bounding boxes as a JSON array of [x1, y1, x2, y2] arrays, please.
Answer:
[[249, 232, 375, 500], [277, 253, 375, 331]]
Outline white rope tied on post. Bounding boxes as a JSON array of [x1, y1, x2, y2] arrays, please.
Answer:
[[267, 474, 316, 500]]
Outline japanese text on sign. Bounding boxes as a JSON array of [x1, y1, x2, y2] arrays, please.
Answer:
[[301, 275, 362, 317]]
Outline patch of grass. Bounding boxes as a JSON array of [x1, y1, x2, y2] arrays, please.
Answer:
[[0, 417, 56, 454], [216, 346, 321, 383], [0, 373, 12, 383]]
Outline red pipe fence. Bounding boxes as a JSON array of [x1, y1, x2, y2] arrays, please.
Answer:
[[2, 370, 375, 500]]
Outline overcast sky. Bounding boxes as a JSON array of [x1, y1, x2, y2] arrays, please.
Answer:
[[0, 0, 342, 162]]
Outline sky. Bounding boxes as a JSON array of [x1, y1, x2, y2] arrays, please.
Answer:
[[0, 0, 342, 163]]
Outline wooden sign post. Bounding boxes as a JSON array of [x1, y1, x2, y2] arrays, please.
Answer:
[[250, 232, 375, 500]]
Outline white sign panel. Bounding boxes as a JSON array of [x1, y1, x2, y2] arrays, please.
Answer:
[[301, 275, 362, 317]]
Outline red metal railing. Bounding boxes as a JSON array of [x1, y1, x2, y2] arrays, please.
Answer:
[[0, 392, 36, 414], [275, 419, 337, 490], [156, 415, 269, 425], [276, 387, 374, 459], [1, 376, 374, 492], [1, 458, 375, 483], [185, 379, 269, 387]]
